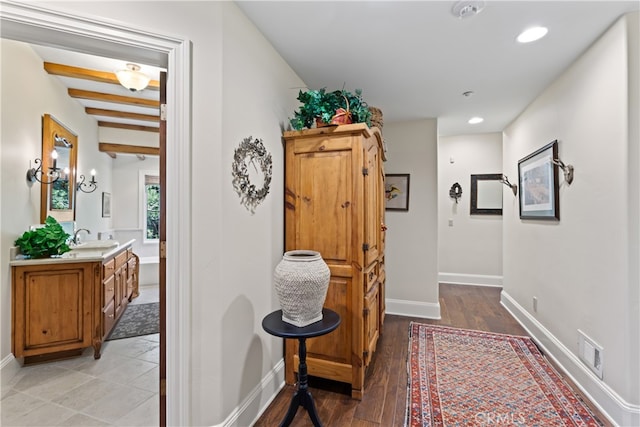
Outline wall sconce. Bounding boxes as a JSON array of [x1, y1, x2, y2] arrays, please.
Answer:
[[77, 169, 98, 193], [552, 157, 574, 184], [26, 150, 63, 185], [115, 63, 150, 92], [500, 174, 518, 196]]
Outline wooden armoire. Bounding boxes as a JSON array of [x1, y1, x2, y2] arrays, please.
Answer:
[[282, 123, 386, 399]]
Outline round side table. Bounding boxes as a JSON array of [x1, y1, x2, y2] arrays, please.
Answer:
[[262, 308, 341, 427]]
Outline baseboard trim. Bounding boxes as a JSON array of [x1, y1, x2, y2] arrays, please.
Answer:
[[501, 291, 640, 427], [214, 358, 285, 427], [385, 298, 441, 319], [0, 353, 21, 386], [438, 272, 503, 287]]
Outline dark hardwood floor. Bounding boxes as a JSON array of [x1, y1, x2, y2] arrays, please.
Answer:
[[254, 284, 611, 426]]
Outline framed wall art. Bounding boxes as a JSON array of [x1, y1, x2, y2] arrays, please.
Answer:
[[470, 173, 503, 215], [385, 174, 410, 211], [102, 192, 111, 218], [518, 140, 560, 220]]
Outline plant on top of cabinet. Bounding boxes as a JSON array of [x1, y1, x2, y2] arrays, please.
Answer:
[[289, 88, 372, 130], [14, 216, 71, 258]]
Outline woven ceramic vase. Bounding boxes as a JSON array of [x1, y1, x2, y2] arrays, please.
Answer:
[[274, 250, 330, 327]]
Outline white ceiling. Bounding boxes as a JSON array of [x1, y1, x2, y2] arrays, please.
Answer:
[[25, 1, 639, 137], [236, 1, 639, 136]]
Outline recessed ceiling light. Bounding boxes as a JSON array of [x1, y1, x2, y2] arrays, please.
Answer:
[[517, 26, 548, 43], [468, 117, 484, 124]]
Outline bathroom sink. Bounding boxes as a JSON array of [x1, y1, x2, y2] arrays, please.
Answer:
[[72, 240, 120, 250]]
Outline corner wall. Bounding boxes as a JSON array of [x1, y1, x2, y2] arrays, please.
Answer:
[[438, 133, 503, 286], [502, 13, 639, 425], [383, 119, 440, 318]]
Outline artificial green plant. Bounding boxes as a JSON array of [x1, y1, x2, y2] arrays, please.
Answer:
[[290, 88, 372, 130], [14, 216, 71, 258]]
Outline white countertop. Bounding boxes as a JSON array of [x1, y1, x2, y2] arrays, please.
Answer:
[[9, 239, 135, 266]]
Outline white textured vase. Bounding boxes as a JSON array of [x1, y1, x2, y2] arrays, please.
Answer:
[[274, 250, 330, 327]]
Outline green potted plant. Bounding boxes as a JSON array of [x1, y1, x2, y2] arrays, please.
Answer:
[[339, 88, 371, 127], [290, 88, 372, 130], [14, 216, 71, 258]]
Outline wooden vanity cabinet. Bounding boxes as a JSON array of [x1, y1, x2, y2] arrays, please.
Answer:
[[12, 244, 138, 363], [11, 262, 99, 364], [282, 123, 386, 399], [98, 248, 138, 346]]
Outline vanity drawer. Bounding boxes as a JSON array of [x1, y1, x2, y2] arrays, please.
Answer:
[[364, 262, 377, 293], [127, 257, 137, 279], [103, 274, 115, 302], [103, 259, 115, 278], [115, 251, 128, 269], [103, 298, 116, 336]]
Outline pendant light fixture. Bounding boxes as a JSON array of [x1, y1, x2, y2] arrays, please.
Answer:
[[115, 63, 150, 92]]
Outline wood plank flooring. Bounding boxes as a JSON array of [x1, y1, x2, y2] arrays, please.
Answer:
[[253, 284, 611, 426]]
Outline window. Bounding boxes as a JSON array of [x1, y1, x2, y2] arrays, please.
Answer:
[[143, 173, 160, 241]]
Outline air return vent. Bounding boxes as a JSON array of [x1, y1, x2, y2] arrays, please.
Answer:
[[578, 329, 603, 379]]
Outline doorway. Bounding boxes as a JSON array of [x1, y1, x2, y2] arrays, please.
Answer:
[[1, 3, 191, 426]]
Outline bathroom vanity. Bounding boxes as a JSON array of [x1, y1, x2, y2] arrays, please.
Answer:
[[10, 240, 139, 364]]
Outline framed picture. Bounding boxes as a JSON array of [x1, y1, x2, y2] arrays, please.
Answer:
[[518, 140, 560, 220], [102, 192, 111, 218], [385, 174, 410, 211], [470, 173, 503, 215]]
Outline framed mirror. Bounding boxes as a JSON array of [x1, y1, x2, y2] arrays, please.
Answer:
[[40, 114, 78, 223], [470, 173, 503, 215]]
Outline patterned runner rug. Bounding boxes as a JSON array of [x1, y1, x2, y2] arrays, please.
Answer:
[[406, 323, 603, 426], [107, 302, 159, 340]]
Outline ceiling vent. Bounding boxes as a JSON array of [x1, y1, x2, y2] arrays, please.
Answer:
[[452, 0, 485, 19]]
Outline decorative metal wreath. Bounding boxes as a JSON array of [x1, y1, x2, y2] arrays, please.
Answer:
[[232, 136, 273, 214], [449, 182, 463, 203]]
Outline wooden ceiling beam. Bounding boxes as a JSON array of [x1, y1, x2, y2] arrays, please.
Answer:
[[86, 107, 158, 122], [99, 142, 160, 156], [68, 89, 160, 108], [44, 62, 160, 90], [97, 121, 159, 133]]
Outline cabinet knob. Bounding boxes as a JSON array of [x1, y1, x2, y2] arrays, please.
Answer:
[[108, 314, 114, 318]]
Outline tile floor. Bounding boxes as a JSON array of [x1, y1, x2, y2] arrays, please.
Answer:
[[1, 286, 160, 427]]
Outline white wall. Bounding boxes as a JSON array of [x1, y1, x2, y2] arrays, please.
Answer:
[[502, 13, 639, 424], [438, 133, 503, 286], [0, 38, 113, 362], [110, 155, 160, 286], [626, 9, 640, 415], [383, 119, 440, 318], [110, 154, 159, 253]]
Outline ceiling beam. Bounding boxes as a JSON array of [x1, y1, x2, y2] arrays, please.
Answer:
[[86, 107, 158, 122], [68, 89, 160, 108], [44, 62, 160, 90], [97, 122, 159, 133], [99, 142, 160, 156]]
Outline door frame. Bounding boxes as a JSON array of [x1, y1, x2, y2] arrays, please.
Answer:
[[0, 2, 192, 425]]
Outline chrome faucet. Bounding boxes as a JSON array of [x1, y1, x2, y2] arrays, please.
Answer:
[[73, 228, 91, 245]]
